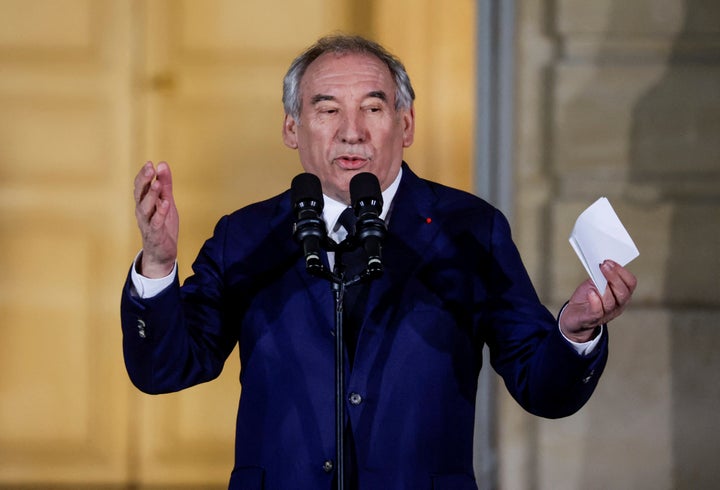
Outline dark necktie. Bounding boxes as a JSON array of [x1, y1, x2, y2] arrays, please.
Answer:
[[334, 207, 357, 248], [335, 207, 367, 365]]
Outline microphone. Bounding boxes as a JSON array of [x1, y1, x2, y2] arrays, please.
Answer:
[[291, 173, 327, 275], [350, 172, 386, 278]]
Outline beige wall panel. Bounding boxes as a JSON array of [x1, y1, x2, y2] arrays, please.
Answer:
[[0, 213, 130, 483], [178, 0, 349, 54], [158, 98, 292, 199], [0, 97, 111, 183], [0, 231, 90, 441], [135, 378, 239, 485], [0, 0, 95, 51], [0, 0, 134, 485]]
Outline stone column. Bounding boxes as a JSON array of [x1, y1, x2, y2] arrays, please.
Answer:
[[505, 1, 720, 488]]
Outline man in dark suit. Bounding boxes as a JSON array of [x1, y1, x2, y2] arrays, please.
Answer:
[[122, 35, 636, 489]]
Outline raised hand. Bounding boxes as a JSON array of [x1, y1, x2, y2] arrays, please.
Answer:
[[133, 161, 179, 278], [560, 260, 637, 343]]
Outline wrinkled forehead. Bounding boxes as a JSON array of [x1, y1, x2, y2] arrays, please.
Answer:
[[299, 51, 397, 102]]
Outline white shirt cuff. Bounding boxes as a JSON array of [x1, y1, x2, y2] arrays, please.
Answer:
[[129, 250, 177, 298], [562, 325, 603, 356]]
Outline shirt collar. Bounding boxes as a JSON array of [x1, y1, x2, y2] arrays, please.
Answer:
[[323, 167, 403, 240]]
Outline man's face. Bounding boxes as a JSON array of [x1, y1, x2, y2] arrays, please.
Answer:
[[283, 52, 415, 204]]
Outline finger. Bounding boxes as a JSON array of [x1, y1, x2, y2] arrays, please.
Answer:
[[608, 278, 630, 308], [134, 161, 156, 204], [614, 263, 638, 294], [149, 198, 171, 230], [155, 161, 175, 203], [602, 261, 636, 308], [135, 178, 162, 226]]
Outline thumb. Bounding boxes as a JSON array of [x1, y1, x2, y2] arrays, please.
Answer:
[[584, 288, 605, 325]]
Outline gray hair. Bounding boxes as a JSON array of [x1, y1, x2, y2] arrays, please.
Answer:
[[282, 34, 416, 120]]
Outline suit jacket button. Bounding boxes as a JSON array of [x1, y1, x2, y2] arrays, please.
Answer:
[[137, 319, 146, 338], [349, 392, 363, 405], [323, 460, 334, 473]]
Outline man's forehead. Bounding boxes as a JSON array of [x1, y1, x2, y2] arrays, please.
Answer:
[[300, 52, 395, 93]]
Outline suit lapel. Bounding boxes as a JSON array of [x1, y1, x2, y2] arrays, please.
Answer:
[[363, 165, 442, 333]]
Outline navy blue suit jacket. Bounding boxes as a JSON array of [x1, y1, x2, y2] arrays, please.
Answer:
[[121, 164, 607, 490]]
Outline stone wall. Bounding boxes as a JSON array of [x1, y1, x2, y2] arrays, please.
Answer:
[[503, 1, 720, 488]]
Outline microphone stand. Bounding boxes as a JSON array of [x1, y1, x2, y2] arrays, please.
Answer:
[[305, 238, 377, 490]]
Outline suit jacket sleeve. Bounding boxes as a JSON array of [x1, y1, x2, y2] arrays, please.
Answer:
[[482, 209, 608, 418], [120, 215, 238, 394]]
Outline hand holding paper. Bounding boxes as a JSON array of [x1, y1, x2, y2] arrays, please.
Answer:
[[560, 197, 638, 343], [569, 197, 639, 295]]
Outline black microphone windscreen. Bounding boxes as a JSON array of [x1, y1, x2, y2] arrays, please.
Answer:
[[291, 173, 323, 210], [349, 172, 383, 209]]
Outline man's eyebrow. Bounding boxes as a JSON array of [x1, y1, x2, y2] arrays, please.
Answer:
[[310, 91, 389, 105], [367, 90, 388, 102], [311, 94, 336, 105]]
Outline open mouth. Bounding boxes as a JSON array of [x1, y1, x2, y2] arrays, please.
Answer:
[[334, 155, 369, 169]]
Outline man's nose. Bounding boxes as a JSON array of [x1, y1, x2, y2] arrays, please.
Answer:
[[337, 113, 367, 144]]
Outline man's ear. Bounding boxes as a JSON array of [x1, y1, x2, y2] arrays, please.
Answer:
[[283, 114, 299, 149], [401, 106, 415, 148]]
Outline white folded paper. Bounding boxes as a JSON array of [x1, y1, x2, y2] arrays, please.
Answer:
[[569, 197, 639, 294]]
